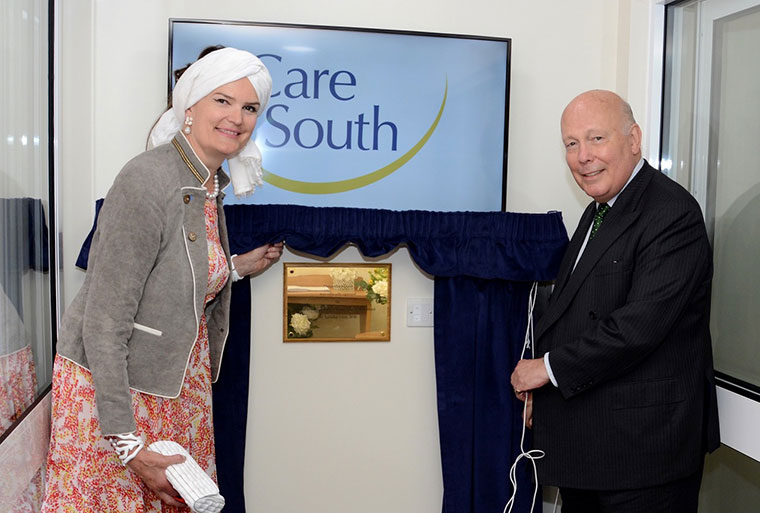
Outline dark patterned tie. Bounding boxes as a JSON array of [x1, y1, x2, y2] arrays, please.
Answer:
[[590, 203, 610, 240]]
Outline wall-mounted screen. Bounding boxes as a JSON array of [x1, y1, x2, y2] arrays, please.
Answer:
[[169, 19, 510, 211]]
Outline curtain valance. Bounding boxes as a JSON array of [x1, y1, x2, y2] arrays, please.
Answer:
[[225, 204, 566, 280]]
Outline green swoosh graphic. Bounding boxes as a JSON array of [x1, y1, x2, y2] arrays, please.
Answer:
[[262, 80, 448, 194]]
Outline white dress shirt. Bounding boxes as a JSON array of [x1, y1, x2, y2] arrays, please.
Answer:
[[544, 158, 645, 387]]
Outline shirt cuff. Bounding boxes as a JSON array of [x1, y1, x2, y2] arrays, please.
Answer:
[[544, 352, 558, 387], [230, 254, 242, 282]]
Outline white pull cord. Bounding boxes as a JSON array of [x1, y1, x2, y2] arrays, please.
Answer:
[[503, 281, 545, 513]]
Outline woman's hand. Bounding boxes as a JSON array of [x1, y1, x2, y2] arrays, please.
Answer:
[[232, 242, 284, 277], [126, 448, 187, 507]]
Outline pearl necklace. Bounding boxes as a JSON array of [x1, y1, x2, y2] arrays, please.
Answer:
[[206, 173, 220, 200]]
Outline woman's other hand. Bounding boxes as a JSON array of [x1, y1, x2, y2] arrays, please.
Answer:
[[127, 449, 187, 506], [233, 242, 284, 277]]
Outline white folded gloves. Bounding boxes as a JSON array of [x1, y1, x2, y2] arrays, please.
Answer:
[[149, 440, 225, 513]]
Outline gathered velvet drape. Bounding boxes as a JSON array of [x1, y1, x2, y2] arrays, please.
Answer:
[[78, 202, 568, 513], [220, 204, 567, 513]]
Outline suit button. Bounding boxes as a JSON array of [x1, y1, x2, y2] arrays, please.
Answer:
[[188, 232, 197, 242], [589, 311, 597, 320], [183, 194, 192, 204]]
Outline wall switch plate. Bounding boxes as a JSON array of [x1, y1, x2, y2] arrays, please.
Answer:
[[406, 298, 433, 327]]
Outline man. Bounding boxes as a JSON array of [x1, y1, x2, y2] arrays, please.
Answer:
[[510, 90, 719, 512]]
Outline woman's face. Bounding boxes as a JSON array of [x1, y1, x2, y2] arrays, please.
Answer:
[[185, 77, 260, 170]]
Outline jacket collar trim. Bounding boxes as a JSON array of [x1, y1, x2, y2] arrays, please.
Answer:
[[172, 137, 205, 185], [171, 133, 231, 191]]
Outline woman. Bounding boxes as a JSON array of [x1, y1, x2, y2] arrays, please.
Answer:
[[42, 48, 282, 511]]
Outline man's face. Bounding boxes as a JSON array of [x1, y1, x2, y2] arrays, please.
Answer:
[[560, 95, 642, 203]]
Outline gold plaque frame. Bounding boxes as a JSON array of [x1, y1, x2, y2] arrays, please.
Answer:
[[283, 263, 391, 342]]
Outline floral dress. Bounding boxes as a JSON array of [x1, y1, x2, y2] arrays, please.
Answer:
[[42, 197, 230, 513]]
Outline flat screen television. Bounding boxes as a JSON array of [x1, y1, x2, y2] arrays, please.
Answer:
[[169, 19, 511, 211]]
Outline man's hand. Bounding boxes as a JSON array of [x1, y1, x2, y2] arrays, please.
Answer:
[[511, 358, 550, 396], [521, 392, 534, 428]]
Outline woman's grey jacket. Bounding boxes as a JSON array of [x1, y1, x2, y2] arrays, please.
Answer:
[[57, 133, 233, 435]]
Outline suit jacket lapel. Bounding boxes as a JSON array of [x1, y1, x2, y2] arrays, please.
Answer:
[[558, 209, 639, 303], [550, 201, 596, 300], [536, 162, 656, 342]]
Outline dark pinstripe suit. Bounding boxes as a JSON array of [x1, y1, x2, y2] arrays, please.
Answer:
[[533, 161, 720, 490]]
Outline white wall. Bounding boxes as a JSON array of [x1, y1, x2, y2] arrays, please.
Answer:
[[57, 1, 657, 512]]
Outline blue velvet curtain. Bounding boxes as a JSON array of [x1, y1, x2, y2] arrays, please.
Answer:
[[222, 204, 567, 513], [78, 202, 568, 513]]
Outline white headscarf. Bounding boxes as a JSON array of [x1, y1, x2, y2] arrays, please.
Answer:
[[148, 47, 273, 197]]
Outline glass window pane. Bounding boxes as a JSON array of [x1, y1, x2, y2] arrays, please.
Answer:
[[663, 0, 760, 507], [0, 0, 53, 439], [661, 0, 699, 189], [707, 5, 760, 389]]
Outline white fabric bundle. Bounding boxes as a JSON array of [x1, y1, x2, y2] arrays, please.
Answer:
[[148, 440, 225, 513], [147, 47, 273, 197]]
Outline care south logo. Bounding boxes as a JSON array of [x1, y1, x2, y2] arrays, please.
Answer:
[[255, 53, 447, 195]]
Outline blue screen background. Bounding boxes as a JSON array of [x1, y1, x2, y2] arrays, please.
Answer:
[[171, 22, 509, 211]]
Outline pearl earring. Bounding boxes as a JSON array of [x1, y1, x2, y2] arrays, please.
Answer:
[[183, 116, 193, 135]]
